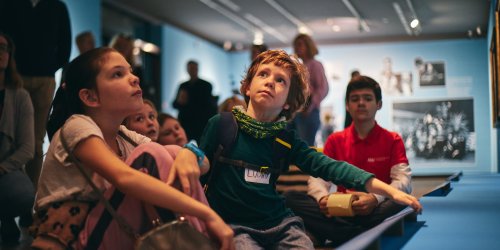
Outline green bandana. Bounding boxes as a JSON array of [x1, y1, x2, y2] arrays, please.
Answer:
[[232, 106, 287, 139]]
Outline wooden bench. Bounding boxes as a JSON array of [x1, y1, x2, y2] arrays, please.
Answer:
[[411, 171, 462, 197], [335, 207, 416, 250]]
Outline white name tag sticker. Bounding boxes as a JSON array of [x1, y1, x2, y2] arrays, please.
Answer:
[[244, 169, 271, 184]]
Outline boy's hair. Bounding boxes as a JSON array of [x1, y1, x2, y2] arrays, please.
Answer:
[[123, 98, 158, 125], [158, 112, 177, 127], [293, 34, 318, 58], [0, 31, 23, 89], [47, 47, 116, 140], [345, 75, 383, 103], [240, 49, 309, 120]]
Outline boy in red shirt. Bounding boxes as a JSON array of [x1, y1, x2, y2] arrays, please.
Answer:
[[285, 75, 412, 246]]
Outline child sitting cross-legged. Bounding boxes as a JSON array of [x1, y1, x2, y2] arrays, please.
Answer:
[[173, 49, 422, 249], [32, 48, 233, 250]]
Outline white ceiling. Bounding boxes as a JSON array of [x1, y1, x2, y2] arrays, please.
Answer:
[[104, 0, 490, 50]]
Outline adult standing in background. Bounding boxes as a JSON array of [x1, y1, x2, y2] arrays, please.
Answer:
[[173, 60, 217, 142], [290, 34, 329, 145], [0, 0, 72, 187], [0, 32, 35, 246], [109, 33, 143, 80], [75, 31, 95, 55]]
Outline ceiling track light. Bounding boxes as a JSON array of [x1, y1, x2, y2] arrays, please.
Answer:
[[245, 13, 288, 43], [200, 0, 254, 33], [393, 2, 412, 35], [406, 0, 421, 34], [264, 0, 312, 34], [342, 0, 370, 32]]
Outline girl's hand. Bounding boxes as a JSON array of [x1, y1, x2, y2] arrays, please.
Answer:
[[391, 191, 422, 213], [204, 212, 235, 250], [168, 148, 201, 195]]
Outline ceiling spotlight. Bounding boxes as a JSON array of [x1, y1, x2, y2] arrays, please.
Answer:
[[410, 18, 419, 29], [476, 26, 482, 36], [467, 30, 473, 38], [298, 25, 310, 34], [332, 25, 341, 32], [253, 31, 263, 45]]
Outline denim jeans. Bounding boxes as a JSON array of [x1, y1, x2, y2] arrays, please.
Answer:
[[289, 108, 320, 146], [231, 216, 314, 250]]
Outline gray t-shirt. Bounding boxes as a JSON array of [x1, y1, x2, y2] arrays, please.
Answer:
[[35, 114, 150, 209]]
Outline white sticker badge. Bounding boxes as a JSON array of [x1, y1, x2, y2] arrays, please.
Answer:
[[244, 168, 271, 184]]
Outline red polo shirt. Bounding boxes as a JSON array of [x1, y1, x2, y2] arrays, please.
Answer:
[[323, 122, 408, 192]]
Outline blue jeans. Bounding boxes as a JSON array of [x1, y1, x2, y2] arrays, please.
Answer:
[[0, 170, 35, 220], [230, 216, 314, 250], [289, 108, 320, 146]]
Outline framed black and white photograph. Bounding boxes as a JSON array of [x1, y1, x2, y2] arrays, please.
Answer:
[[417, 61, 446, 86], [379, 57, 413, 96], [392, 98, 475, 166]]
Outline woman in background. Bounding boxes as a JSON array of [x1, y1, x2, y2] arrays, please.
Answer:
[[0, 31, 35, 245], [290, 34, 329, 146]]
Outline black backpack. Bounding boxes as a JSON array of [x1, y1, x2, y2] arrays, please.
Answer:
[[203, 112, 293, 192]]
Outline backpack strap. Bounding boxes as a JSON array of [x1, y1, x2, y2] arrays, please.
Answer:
[[218, 112, 238, 155], [273, 129, 293, 173], [204, 112, 238, 193], [118, 130, 139, 147], [217, 156, 281, 174]]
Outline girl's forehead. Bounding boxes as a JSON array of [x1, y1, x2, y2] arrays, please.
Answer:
[[101, 52, 129, 69]]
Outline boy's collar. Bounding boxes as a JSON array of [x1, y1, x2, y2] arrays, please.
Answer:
[[233, 105, 286, 122]]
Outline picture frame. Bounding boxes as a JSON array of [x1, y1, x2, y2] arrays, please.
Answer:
[[392, 98, 475, 166]]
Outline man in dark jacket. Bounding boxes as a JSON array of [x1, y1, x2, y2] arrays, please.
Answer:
[[173, 60, 217, 142]]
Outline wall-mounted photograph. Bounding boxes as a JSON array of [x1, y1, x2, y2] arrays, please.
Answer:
[[392, 98, 475, 166], [415, 58, 446, 86], [379, 57, 413, 96]]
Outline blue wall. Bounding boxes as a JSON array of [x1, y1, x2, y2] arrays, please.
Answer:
[[62, 0, 101, 61]]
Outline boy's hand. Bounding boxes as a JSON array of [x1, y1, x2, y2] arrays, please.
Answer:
[[168, 148, 201, 196], [348, 191, 378, 215], [318, 195, 330, 217], [391, 191, 422, 214]]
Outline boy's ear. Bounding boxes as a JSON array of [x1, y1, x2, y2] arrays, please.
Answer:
[[377, 100, 382, 110], [79, 89, 100, 107], [245, 87, 251, 98]]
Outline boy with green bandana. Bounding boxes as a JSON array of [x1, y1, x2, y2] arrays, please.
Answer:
[[175, 50, 421, 249]]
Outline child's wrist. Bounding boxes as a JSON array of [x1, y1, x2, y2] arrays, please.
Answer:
[[183, 140, 204, 166]]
